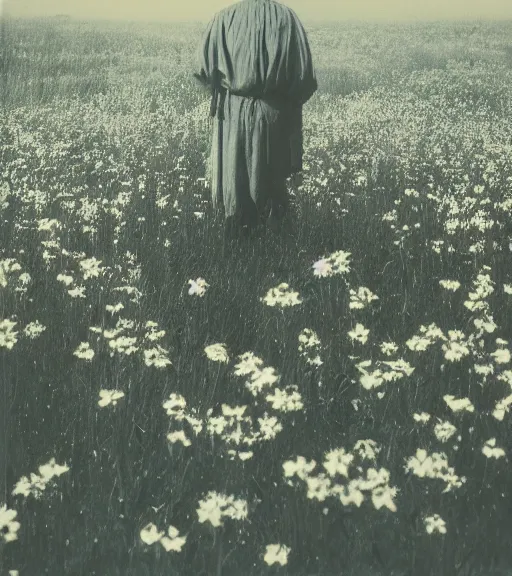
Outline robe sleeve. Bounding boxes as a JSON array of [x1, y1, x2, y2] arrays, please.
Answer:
[[286, 12, 317, 105], [193, 16, 218, 91]]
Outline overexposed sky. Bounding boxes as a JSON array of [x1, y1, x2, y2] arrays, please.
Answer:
[[4, 0, 512, 22]]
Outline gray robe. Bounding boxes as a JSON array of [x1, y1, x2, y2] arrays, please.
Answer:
[[194, 0, 317, 219]]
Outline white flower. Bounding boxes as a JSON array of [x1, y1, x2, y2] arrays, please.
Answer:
[[424, 514, 447, 534], [264, 544, 291, 566], [204, 343, 229, 363], [0, 319, 19, 349], [98, 389, 125, 407], [74, 342, 95, 361], [160, 525, 187, 552], [380, 341, 398, 356], [23, 320, 46, 339], [261, 283, 302, 307], [144, 346, 172, 368], [106, 303, 124, 314], [79, 257, 104, 280], [434, 420, 457, 443], [38, 458, 70, 481], [167, 430, 192, 447], [0, 505, 21, 543], [353, 439, 381, 461], [313, 258, 333, 278], [196, 492, 239, 528], [443, 395, 475, 413], [491, 348, 510, 364], [283, 456, 316, 480], [234, 352, 264, 376], [413, 412, 431, 423], [349, 287, 379, 309], [265, 386, 303, 412], [323, 448, 354, 477], [188, 278, 209, 297], [163, 393, 187, 419], [140, 523, 164, 545], [371, 484, 398, 512], [68, 286, 86, 298], [439, 280, 460, 291], [313, 250, 351, 277], [482, 438, 506, 459], [348, 323, 370, 345]]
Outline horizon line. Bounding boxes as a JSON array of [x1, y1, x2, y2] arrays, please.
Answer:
[[3, 14, 512, 25]]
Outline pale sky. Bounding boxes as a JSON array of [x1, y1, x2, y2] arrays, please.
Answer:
[[3, 0, 512, 22]]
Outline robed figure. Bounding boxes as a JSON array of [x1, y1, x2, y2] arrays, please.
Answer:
[[194, 0, 317, 234]]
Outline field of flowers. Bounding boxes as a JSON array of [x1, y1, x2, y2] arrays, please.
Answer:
[[1, 15, 512, 576]]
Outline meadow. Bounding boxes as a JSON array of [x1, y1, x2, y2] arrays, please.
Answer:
[[1, 14, 512, 576]]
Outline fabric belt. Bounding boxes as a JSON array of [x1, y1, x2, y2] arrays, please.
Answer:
[[210, 85, 226, 121]]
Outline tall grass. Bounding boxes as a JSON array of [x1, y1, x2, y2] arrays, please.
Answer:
[[1, 16, 512, 576]]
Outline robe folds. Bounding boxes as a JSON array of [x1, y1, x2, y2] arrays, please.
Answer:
[[194, 0, 317, 220]]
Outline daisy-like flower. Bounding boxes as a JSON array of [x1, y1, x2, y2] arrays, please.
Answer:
[[313, 258, 333, 278], [424, 514, 447, 534], [221, 404, 247, 420], [246, 366, 280, 396], [413, 412, 431, 423], [490, 348, 511, 364], [160, 525, 187, 552], [298, 328, 321, 349], [406, 335, 433, 352], [323, 448, 354, 477], [313, 250, 351, 277], [264, 544, 291, 566], [371, 484, 398, 512], [482, 438, 506, 459], [167, 430, 192, 447], [305, 473, 331, 502], [349, 286, 379, 310], [258, 414, 283, 441], [282, 456, 316, 480], [98, 389, 125, 408], [0, 319, 19, 349], [109, 336, 138, 355], [353, 439, 381, 461], [140, 523, 164, 545], [196, 492, 246, 528], [144, 324, 166, 342], [443, 395, 475, 413], [234, 352, 264, 376], [68, 286, 86, 299], [79, 257, 105, 280], [38, 458, 70, 481], [144, 345, 172, 368], [380, 341, 398, 356], [261, 283, 302, 307], [223, 497, 249, 521], [163, 393, 187, 419], [204, 343, 229, 363], [74, 342, 94, 361], [332, 479, 365, 507], [434, 420, 457, 443], [348, 323, 370, 345], [266, 386, 303, 412], [23, 321, 46, 339], [0, 505, 21, 543], [439, 280, 461, 291], [106, 303, 124, 314], [188, 278, 209, 297], [442, 331, 470, 362]]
